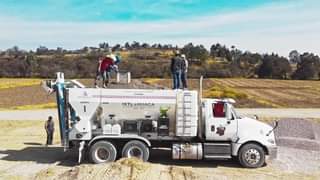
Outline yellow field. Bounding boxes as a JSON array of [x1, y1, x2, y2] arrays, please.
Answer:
[[0, 103, 57, 111], [0, 78, 55, 110], [143, 78, 320, 108], [0, 78, 319, 109], [0, 78, 42, 90]]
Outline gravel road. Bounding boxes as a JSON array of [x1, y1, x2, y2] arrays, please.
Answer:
[[236, 108, 320, 119], [0, 108, 319, 121]]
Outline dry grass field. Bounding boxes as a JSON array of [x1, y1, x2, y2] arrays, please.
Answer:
[[0, 79, 56, 110], [0, 78, 320, 110], [0, 79, 42, 90], [143, 78, 320, 108]]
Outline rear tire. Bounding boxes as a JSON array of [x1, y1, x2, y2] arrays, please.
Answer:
[[122, 140, 149, 161], [238, 143, 265, 168], [89, 141, 117, 164]]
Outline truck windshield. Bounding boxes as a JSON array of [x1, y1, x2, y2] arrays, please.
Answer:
[[212, 102, 226, 118]]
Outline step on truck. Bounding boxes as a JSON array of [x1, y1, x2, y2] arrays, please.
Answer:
[[43, 72, 277, 168]]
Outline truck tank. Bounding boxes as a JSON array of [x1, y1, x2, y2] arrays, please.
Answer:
[[67, 88, 199, 139]]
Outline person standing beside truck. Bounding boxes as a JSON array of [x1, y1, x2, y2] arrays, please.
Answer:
[[170, 50, 183, 89], [180, 54, 188, 89], [45, 116, 54, 146]]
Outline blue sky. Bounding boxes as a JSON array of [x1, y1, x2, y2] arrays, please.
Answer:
[[0, 0, 319, 56], [0, 0, 269, 22]]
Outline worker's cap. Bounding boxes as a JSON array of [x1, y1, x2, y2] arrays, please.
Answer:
[[106, 54, 117, 61], [181, 54, 186, 59]]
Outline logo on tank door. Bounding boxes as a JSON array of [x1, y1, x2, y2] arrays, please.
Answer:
[[78, 91, 89, 98], [122, 102, 155, 109], [216, 125, 226, 136]]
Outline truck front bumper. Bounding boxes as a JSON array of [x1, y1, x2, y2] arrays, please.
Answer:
[[267, 146, 278, 159]]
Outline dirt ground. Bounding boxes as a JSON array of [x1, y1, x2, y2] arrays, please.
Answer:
[[0, 120, 319, 180]]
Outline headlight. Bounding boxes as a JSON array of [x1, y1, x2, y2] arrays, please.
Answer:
[[260, 129, 264, 135], [267, 138, 275, 144]]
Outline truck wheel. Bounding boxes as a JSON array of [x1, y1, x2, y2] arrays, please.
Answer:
[[122, 140, 149, 161], [89, 141, 117, 164], [238, 143, 265, 168]]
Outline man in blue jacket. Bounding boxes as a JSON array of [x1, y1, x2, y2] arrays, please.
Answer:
[[170, 50, 183, 89]]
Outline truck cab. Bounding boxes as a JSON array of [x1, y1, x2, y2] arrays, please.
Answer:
[[201, 98, 277, 167], [203, 98, 239, 141]]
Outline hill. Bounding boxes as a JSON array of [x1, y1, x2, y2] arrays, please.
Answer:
[[1, 43, 320, 80]]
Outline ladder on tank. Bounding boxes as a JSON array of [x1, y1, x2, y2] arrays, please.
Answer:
[[176, 91, 197, 137]]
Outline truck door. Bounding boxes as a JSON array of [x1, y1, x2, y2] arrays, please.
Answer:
[[205, 102, 237, 141]]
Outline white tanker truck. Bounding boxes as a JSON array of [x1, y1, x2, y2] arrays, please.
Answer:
[[43, 72, 277, 168]]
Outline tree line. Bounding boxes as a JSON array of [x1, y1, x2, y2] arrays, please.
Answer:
[[0, 42, 319, 80]]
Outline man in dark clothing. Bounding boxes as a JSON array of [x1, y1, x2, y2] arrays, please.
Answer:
[[170, 51, 183, 89], [45, 116, 54, 146]]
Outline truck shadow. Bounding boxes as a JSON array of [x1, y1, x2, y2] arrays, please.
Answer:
[[0, 145, 241, 168], [0, 145, 78, 167]]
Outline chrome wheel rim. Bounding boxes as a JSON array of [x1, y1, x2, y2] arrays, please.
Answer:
[[244, 149, 261, 165], [96, 148, 110, 162], [127, 146, 143, 159]]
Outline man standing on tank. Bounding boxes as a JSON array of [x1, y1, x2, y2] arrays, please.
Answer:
[[170, 50, 183, 89], [180, 54, 188, 89]]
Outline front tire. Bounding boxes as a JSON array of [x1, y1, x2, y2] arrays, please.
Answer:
[[89, 141, 117, 164], [238, 143, 265, 168], [122, 140, 149, 161]]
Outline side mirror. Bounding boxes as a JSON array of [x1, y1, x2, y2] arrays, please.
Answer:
[[274, 121, 279, 127], [267, 120, 279, 136]]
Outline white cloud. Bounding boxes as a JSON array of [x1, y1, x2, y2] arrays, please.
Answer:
[[0, 1, 319, 56]]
